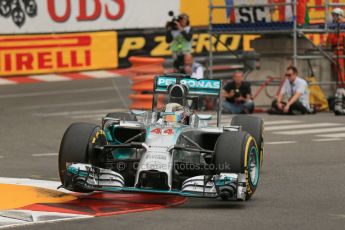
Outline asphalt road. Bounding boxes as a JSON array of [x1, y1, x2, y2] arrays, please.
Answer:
[[1, 77, 345, 230]]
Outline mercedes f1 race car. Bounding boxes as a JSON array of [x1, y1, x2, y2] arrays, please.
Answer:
[[58, 75, 264, 201]]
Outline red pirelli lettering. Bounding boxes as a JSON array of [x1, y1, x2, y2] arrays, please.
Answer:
[[16, 53, 34, 71]]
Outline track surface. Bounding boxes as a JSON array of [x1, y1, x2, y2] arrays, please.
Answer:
[[1, 77, 345, 230]]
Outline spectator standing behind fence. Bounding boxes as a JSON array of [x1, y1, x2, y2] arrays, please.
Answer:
[[222, 71, 254, 114], [184, 53, 204, 79], [166, 13, 193, 73], [269, 66, 311, 115]]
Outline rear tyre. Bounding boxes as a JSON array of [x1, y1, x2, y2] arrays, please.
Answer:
[[231, 115, 264, 167], [106, 112, 137, 121], [58, 122, 106, 193], [215, 131, 260, 200]]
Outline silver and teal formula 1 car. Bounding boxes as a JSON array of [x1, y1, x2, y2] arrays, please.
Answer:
[[58, 74, 264, 201]]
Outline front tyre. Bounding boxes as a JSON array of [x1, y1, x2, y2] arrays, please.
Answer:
[[214, 131, 260, 200], [58, 122, 106, 193], [231, 115, 264, 167]]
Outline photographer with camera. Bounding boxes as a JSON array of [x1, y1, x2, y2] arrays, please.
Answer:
[[166, 12, 193, 73], [222, 71, 254, 114]]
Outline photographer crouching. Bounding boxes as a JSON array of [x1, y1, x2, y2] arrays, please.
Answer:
[[222, 71, 254, 114], [165, 12, 193, 73]]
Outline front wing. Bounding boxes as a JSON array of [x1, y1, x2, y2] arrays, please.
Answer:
[[62, 163, 248, 201]]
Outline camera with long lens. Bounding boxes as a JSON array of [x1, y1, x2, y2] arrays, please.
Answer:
[[166, 11, 179, 30]]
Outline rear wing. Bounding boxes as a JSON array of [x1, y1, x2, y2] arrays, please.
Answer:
[[152, 75, 223, 127], [154, 76, 221, 96]]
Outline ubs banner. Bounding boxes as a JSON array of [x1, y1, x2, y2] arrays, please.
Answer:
[[0, 0, 179, 34], [0, 32, 118, 76]]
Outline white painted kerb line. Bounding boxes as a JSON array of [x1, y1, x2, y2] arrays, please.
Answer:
[[29, 74, 70, 82], [264, 120, 302, 126], [0, 87, 114, 99], [70, 114, 107, 119], [317, 133, 345, 138], [0, 211, 92, 230], [312, 138, 343, 142], [83, 70, 120, 78], [32, 153, 58, 157], [265, 123, 340, 131], [266, 141, 297, 145], [0, 78, 16, 85], [274, 127, 345, 135], [33, 108, 125, 117], [0, 177, 69, 192]]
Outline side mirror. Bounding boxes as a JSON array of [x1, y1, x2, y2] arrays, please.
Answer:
[[102, 117, 120, 129]]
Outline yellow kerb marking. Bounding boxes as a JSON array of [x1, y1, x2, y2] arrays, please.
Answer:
[[0, 184, 77, 210]]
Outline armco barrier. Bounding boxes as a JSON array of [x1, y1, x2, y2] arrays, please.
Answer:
[[128, 57, 165, 110]]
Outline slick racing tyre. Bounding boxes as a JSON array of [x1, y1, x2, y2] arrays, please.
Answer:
[[58, 122, 107, 193], [231, 115, 264, 167], [215, 131, 260, 200], [106, 112, 137, 121]]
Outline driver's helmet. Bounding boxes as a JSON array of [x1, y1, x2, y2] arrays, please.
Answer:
[[162, 103, 191, 124]]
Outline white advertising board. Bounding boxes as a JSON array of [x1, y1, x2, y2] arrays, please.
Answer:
[[0, 0, 180, 34]]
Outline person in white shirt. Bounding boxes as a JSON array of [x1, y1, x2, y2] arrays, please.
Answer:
[[184, 54, 204, 79], [270, 66, 311, 115]]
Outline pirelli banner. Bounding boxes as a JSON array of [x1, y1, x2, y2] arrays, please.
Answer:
[[0, 32, 118, 76]]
